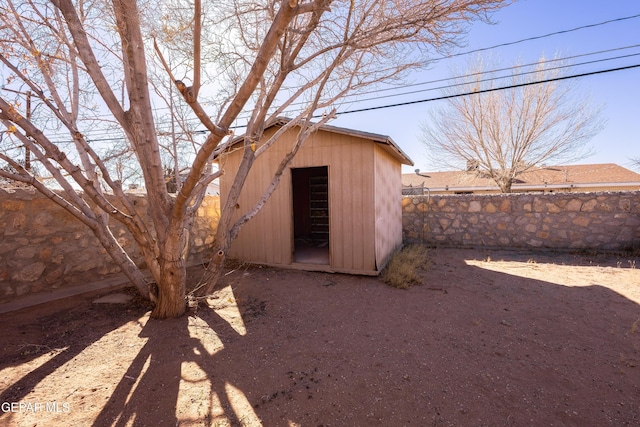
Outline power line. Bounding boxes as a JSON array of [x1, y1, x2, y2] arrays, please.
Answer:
[[350, 44, 640, 97], [216, 46, 640, 126], [48, 14, 640, 132], [66, 57, 640, 141], [202, 45, 640, 128], [328, 64, 640, 117], [206, 11, 640, 123], [32, 51, 640, 144], [344, 50, 640, 105], [245, 14, 640, 109], [443, 13, 640, 59], [8, 15, 640, 144]]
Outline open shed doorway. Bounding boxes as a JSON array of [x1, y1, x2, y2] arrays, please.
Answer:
[[292, 166, 330, 265]]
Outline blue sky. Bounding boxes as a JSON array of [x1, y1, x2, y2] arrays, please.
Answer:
[[329, 0, 640, 173]]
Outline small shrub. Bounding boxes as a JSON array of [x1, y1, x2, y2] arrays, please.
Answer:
[[382, 244, 430, 289]]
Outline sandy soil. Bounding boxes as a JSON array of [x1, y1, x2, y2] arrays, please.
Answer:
[[1, 247, 639, 427]]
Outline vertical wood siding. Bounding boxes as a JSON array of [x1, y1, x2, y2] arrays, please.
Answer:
[[373, 145, 404, 269], [219, 125, 402, 274]]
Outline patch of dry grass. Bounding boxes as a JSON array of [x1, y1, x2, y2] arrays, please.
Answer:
[[382, 244, 430, 289]]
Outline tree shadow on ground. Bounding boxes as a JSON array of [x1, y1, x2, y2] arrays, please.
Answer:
[[89, 281, 291, 426], [92, 248, 640, 426], [0, 288, 151, 400], [2, 248, 639, 426]]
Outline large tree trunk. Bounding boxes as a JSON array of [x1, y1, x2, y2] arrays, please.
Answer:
[[152, 260, 187, 319], [150, 223, 189, 318]]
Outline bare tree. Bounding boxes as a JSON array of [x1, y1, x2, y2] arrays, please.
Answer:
[[422, 55, 605, 193], [0, 0, 511, 318]]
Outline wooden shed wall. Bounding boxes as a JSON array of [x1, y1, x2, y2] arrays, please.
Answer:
[[219, 131, 292, 265], [219, 126, 382, 273], [373, 144, 403, 269], [326, 132, 376, 273]]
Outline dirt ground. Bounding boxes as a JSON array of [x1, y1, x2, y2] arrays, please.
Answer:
[[1, 247, 639, 427]]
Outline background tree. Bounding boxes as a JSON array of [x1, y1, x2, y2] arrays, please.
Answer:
[[421, 55, 605, 193], [0, 0, 511, 318]]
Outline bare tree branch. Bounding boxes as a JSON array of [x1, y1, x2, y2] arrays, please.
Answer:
[[422, 55, 604, 192], [1, 0, 513, 317]]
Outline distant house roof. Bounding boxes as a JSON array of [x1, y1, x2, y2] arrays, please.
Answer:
[[228, 117, 414, 166], [402, 163, 640, 193]]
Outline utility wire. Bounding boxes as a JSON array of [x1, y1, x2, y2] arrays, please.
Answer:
[[205, 45, 640, 127], [179, 48, 640, 132], [353, 44, 640, 96], [52, 59, 640, 143], [327, 63, 640, 117], [203, 44, 640, 128], [10, 15, 640, 144], [443, 13, 640, 59], [45, 14, 640, 132], [45, 54, 640, 144], [210, 13, 640, 119], [345, 51, 640, 105]]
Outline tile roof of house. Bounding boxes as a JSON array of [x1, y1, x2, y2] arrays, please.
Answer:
[[402, 163, 640, 191]]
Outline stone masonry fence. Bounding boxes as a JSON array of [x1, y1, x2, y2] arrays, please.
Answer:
[[2, 187, 639, 304], [0, 187, 220, 303], [403, 191, 640, 251]]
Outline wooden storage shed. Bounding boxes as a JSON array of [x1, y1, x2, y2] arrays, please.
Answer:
[[219, 118, 413, 275]]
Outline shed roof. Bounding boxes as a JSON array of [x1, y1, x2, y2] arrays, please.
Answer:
[[229, 117, 413, 166], [403, 163, 640, 191]]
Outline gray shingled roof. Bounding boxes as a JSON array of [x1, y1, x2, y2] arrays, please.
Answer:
[[229, 117, 413, 166]]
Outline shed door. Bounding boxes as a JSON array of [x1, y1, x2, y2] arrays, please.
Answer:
[[292, 166, 329, 264]]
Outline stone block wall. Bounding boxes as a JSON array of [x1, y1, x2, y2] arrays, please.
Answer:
[[0, 187, 220, 302], [402, 191, 640, 251]]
